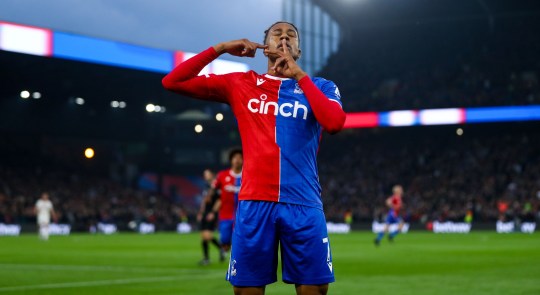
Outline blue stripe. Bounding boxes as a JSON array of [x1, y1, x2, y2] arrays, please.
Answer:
[[275, 79, 322, 209], [53, 32, 173, 73], [379, 112, 391, 126], [466, 105, 540, 123]]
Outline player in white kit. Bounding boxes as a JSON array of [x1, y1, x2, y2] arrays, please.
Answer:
[[34, 192, 56, 240]]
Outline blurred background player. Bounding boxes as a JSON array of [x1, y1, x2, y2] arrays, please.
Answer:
[[207, 149, 243, 252], [34, 192, 56, 241], [197, 169, 225, 265], [375, 185, 405, 246]]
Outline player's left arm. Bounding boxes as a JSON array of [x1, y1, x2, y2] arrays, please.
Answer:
[[206, 175, 222, 221], [265, 40, 345, 134], [298, 77, 345, 134]]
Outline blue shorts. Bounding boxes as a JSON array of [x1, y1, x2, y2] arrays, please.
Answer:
[[226, 200, 335, 286], [385, 209, 402, 224], [219, 219, 234, 245]]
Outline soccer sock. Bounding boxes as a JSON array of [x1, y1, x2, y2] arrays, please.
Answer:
[[376, 232, 385, 242], [211, 238, 221, 249], [389, 230, 399, 239], [202, 241, 209, 260]]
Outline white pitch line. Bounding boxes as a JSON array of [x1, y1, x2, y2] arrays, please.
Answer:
[[0, 276, 177, 292], [0, 263, 206, 274], [0, 273, 222, 292]]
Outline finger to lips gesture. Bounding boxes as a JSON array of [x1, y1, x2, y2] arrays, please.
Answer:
[[266, 39, 305, 80]]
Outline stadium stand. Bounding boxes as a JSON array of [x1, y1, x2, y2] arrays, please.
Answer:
[[319, 16, 540, 112], [318, 124, 540, 224], [1, 1, 539, 231]]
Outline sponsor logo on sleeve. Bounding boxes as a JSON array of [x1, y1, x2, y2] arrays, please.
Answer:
[[334, 86, 341, 99]]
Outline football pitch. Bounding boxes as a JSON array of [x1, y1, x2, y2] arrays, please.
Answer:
[[0, 232, 538, 295]]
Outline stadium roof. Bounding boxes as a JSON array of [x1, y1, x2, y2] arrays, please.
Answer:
[[312, 0, 540, 31]]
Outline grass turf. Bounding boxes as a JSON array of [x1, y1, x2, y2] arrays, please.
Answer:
[[0, 232, 538, 294]]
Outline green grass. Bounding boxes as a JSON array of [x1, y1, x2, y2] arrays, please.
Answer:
[[0, 232, 539, 294]]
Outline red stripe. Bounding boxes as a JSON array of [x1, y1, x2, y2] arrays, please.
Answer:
[[45, 29, 53, 57], [343, 112, 379, 128], [236, 75, 281, 202]]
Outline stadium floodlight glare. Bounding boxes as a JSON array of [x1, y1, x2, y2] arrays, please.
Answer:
[[160, 106, 166, 113], [118, 101, 126, 108], [154, 105, 162, 112], [20, 90, 30, 99], [216, 113, 224, 121], [75, 97, 85, 105], [32, 92, 41, 99], [84, 148, 95, 159], [146, 103, 155, 112], [456, 128, 464, 136], [111, 101, 120, 108], [194, 124, 203, 133]]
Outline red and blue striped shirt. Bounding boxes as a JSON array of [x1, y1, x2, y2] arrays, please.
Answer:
[[163, 47, 345, 209]]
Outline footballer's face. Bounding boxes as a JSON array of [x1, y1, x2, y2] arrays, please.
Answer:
[[41, 193, 49, 200], [203, 169, 214, 183], [393, 186, 403, 196], [265, 22, 301, 60], [231, 153, 243, 171]]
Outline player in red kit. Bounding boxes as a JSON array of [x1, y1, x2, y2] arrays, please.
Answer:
[[206, 149, 243, 252], [163, 21, 345, 295], [375, 185, 405, 246]]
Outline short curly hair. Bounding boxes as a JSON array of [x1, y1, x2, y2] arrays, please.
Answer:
[[263, 21, 300, 46], [228, 148, 243, 164]]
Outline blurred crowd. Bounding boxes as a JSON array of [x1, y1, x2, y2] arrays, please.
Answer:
[[2, 126, 538, 229], [2, 17, 539, 231], [319, 127, 540, 224], [320, 18, 540, 112], [0, 166, 188, 231]]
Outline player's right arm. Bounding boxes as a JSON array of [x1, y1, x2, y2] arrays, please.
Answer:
[[162, 39, 266, 102], [207, 199, 221, 222], [205, 173, 223, 221]]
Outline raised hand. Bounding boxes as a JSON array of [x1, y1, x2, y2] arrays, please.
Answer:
[[264, 39, 307, 80], [214, 39, 267, 58]]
